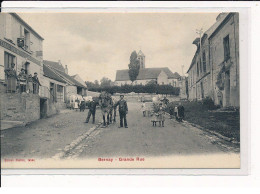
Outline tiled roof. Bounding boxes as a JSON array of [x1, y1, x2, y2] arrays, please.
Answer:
[[43, 64, 66, 83], [54, 68, 87, 88], [43, 60, 65, 72], [43, 60, 87, 88], [115, 67, 180, 81]]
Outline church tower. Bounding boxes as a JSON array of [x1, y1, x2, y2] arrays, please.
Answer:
[[137, 50, 145, 69]]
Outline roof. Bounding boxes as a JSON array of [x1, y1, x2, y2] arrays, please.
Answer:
[[115, 67, 180, 81], [10, 13, 44, 40], [208, 13, 234, 40], [187, 12, 230, 73], [43, 64, 66, 83], [43, 60, 87, 88], [205, 12, 230, 38], [43, 60, 65, 72], [54, 68, 87, 88]]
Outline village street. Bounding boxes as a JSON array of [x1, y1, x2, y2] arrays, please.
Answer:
[[1, 101, 239, 160]]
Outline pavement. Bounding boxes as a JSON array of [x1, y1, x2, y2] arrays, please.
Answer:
[[0, 101, 239, 160]]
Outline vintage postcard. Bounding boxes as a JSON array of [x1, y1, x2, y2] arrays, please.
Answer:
[[0, 8, 248, 173]]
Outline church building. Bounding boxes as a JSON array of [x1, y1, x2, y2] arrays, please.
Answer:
[[114, 50, 180, 86]]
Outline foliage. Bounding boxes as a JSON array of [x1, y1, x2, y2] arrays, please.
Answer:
[[87, 83, 180, 96], [128, 51, 140, 82], [100, 77, 112, 88], [202, 97, 218, 110]]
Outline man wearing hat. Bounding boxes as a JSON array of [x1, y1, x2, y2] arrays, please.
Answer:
[[85, 96, 98, 124], [32, 72, 41, 94], [114, 94, 128, 128]]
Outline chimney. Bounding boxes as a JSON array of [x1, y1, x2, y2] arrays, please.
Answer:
[[65, 65, 68, 74]]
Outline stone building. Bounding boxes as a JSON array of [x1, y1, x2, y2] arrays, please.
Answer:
[[209, 13, 239, 107], [43, 60, 87, 103], [115, 50, 180, 86], [187, 12, 239, 108], [0, 13, 47, 124]]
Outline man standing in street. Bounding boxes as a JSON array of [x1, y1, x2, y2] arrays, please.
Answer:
[[85, 97, 98, 124], [115, 94, 128, 128]]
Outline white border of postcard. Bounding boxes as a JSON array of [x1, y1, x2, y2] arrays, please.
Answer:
[[0, 1, 252, 176]]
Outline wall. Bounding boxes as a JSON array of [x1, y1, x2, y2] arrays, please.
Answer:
[[0, 13, 43, 83], [65, 85, 77, 102], [210, 13, 239, 107], [157, 71, 168, 85], [0, 92, 40, 123], [168, 78, 179, 87]]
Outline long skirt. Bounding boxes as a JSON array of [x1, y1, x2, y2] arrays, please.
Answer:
[[6, 77, 17, 92], [28, 82, 33, 93]]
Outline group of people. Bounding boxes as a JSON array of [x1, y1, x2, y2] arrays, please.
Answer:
[[4, 63, 41, 94], [141, 96, 185, 127], [84, 91, 128, 129], [169, 102, 185, 122]]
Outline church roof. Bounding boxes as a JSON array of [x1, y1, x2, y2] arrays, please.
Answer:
[[137, 50, 145, 57], [115, 67, 180, 81]]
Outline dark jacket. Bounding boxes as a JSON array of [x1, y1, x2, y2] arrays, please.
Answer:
[[115, 99, 128, 113], [88, 101, 98, 112], [177, 105, 185, 118], [32, 76, 41, 86]]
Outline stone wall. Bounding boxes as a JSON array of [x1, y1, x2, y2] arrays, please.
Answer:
[[0, 92, 40, 123]]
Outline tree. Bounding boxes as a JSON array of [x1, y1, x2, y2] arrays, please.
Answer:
[[100, 77, 112, 88], [94, 80, 100, 88], [128, 51, 140, 83]]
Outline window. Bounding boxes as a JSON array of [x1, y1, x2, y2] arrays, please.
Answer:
[[4, 52, 16, 70], [57, 85, 64, 102], [50, 83, 56, 102], [223, 35, 230, 61], [24, 28, 30, 51], [203, 51, 207, 72]]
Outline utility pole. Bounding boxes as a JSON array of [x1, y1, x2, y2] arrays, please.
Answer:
[[195, 28, 203, 100]]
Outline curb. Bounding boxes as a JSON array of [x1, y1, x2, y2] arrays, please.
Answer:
[[165, 112, 240, 145], [52, 121, 103, 159]]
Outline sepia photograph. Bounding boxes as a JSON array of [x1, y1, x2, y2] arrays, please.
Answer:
[[0, 11, 242, 169]]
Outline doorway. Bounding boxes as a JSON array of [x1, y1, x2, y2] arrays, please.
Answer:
[[224, 70, 230, 107], [200, 82, 204, 99], [40, 98, 47, 119]]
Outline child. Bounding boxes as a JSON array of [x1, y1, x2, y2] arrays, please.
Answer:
[[151, 102, 160, 127], [141, 102, 146, 117], [158, 103, 165, 127]]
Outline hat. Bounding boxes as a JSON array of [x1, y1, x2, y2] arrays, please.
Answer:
[[120, 94, 124, 97]]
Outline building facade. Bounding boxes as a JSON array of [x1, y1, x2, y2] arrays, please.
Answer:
[[209, 13, 239, 107], [43, 60, 87, 103], [0, 13, 48, 123], [187, 12, 239, 108], [115, 50, 181, 86]]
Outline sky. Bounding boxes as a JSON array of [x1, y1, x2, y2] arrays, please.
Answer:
[[18, 12, 220, 82]]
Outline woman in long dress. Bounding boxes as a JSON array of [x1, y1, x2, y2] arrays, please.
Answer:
[[4, 63, 17, 93]]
